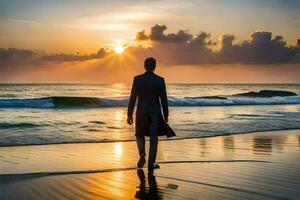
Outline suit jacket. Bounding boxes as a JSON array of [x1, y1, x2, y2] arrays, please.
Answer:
[[127, 71, 175, 137]]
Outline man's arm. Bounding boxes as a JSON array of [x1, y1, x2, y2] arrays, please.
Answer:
[[160, 78, 169, 122], [127, 77, 137, 125]]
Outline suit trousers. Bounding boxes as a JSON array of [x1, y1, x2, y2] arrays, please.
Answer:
[[136, 112, 159, 168]]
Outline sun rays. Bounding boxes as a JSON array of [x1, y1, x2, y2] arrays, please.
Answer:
[[114, 45, 125, 54]]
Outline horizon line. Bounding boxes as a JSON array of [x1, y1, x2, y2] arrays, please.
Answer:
[[0, 82, 300, 85]]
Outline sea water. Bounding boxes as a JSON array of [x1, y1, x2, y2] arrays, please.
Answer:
[[0, 84, 300, 146]]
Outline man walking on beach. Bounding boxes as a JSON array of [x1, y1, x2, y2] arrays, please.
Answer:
[[127, 57, 173, 172]]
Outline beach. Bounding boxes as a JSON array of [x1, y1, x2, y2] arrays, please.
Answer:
[[1, 84, 300, 199], [1, 0, 300, 199], [1, 129, 299, 199]]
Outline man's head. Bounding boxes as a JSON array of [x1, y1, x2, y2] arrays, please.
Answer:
[[144, 57, 156, 71]]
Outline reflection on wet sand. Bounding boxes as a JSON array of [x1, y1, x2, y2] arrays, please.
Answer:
[[198, 139, 209, 157], [136, 169, 162, 200], [0, 130, 299, 199], [272, 135, 286, 152], [252, 137, 273, 155], [223, 136, 235, 157]]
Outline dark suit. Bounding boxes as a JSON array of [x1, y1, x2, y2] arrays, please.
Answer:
[[127, 71, 174, 168]]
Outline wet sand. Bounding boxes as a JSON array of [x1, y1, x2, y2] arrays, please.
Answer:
[[0, 129, 300, 199]]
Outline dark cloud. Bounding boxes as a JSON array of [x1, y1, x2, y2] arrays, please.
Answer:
[[0, 48, 35, 61], [134, 25, 300, 65], [294, 39, 300, 62], [0, 48, 108, 65], [135, 30, 149, 41], [215, 31, 296, 64], [149, 24, 167, 41], [0, 48, 38, 80], [0, 48, 108, 79], [40, 48, 107, 62], [133, 26, 215, 65], [1, 25, 299, 68], [238, 31, 295, 64], [0, 48, 38, 74], [163, 30, 193, 43], [217, 34, 239, 63], [220, 34, 235, 48], [190, 32, 214, 45], [137, 24, 193, 43]]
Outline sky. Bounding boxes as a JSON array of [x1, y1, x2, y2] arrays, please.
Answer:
[[0, 0, 300, 83]]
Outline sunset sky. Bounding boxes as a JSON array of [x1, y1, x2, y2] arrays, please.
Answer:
[[0, 0, 300, 83]]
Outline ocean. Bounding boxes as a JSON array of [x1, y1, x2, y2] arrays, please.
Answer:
[[0, 84, 300, 146]]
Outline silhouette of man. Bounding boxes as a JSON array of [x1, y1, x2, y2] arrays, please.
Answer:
[[127, 57, 173, 172]]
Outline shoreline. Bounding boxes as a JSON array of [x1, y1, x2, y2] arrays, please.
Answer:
[[1, 128, 299, 199], [1, 128, 300, 148]]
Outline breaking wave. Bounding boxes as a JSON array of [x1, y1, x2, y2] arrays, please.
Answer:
[[0, 92, 300, 108]]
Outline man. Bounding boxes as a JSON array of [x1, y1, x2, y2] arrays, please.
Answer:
[[127, 57, 173, 172]]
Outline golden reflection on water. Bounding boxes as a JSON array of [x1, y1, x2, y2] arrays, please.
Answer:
[[110, 83, 128, 97], [113, 109, 126, 124], [111, 109, 127, 139]]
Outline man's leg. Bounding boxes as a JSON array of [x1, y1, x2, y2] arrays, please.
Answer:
[[148, 115, 159, 170], [136, 135, 146, 168], [136, 135, 145, 156]]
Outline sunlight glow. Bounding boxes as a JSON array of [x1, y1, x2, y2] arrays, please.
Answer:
[[114, 45, 125, 54], [114, 143, 123, 157]]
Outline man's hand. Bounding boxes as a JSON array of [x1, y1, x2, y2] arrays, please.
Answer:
[[127, 116, 133, 125]]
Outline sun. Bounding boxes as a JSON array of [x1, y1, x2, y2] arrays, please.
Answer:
[[114, 45, 124, 54]]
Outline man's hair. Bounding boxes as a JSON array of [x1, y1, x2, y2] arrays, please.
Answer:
[[144, 57, 156, 71]]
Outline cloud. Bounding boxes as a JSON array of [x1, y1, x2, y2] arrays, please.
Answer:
[[191, 32, 214, 46], [135, 30, 149, 40], [220, 34, 235, 48], [137, 24, 193, 43], [235, 31, 295, 64], [0, 48, 108, 66], [216, 34, 238, 63], [0, 48, 35, 61], [0, 48, 109, 81], [134, 25, 300, 65], [10, 19, 41, 25], [1, 24, 300, 69], [0, 48, 38, 81], [0, 48, 38, 71], [40, 48, 107, 62]]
